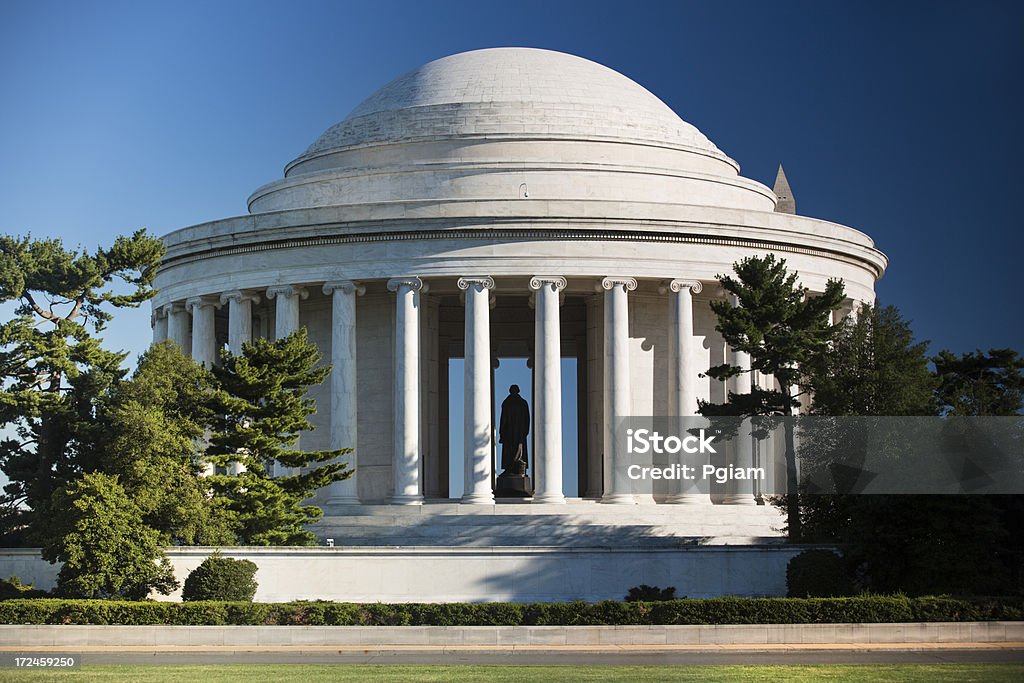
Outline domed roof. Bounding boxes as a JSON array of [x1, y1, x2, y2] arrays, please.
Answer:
[[292, 48, 721, 168]]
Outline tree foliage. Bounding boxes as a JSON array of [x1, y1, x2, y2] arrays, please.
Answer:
[[42, 472, 179, 600], [700, 254, 844, 540], [810, 304, 937, 417], [0, 230, 164, 543], [933, 348, 1024, 417], [97, 341, 235, 546], [795, 304, 1018, 594], [205, 330, 352, 545]]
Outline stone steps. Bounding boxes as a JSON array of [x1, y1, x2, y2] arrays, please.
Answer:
[[310, 501, 785, 548]]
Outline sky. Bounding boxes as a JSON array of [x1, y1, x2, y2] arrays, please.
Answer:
[[1, 1, 1022, 491]]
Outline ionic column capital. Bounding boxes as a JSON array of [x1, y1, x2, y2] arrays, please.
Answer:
[[599, 277, 637, 292], [660, 279, 703, 295], [266, 284, 310, 301], [387, 277, 426, 294], [164, 301, 188, 315], [185, 295, 221, 311], [323, 280, 365, 296], [219, 289, 261, 307], [528, 276, 567, 292], [457, 276, 496, 291], [151, 306, 168, 324]]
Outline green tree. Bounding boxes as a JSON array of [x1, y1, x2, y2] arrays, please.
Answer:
[[811, 304, 937, 417], [205, 330, 352, 545], [933, 348, 1024, 416], [98, 341, 236, 546], [801, 305, 1011, 594], [700, 254, 844, 540], [0, 230, 164, 542], [42, 472, 179, 599], [932, 347, 1024, 592]]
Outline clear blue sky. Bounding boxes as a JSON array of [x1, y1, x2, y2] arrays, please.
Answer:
[[1, 2, 1021, 370]]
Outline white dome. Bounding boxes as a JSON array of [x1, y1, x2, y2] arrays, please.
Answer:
[[249, 48, 775, 214], [295, 47, 721, 163]]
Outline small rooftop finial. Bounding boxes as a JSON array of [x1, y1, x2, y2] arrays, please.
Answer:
[[773, 164, 796, 215]]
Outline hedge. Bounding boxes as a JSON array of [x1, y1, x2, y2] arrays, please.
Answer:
[[0, 596, 1021, 626]]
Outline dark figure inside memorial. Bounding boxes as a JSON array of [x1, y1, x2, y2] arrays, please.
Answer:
[[496, 384, 533, 497]]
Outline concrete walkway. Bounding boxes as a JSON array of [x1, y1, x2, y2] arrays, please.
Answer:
[[2, 623, 1023, 665], [2, 643, 1022, 666]]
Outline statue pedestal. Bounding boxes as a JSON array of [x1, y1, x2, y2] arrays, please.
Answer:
[[495, 471, 532, 498]]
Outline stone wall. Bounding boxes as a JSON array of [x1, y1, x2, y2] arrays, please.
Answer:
[[0, 545, 805, 603]]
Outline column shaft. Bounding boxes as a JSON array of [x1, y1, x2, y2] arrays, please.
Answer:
[[323, 281, 363, 503], [267, 285, 308, 339], [152, 309, 168, 344], [221, 290, 260, 355], [601, 277, 637, 504], [459, 277, 495, 504], [530, 276, 567, 504], [166, 303, 191, 354], [726, 294, 757, 505], [187, 296, 219, 368], [389, 278, 424, 504], [663, 280, 710, 504]]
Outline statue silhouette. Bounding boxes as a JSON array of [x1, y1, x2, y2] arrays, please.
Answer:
[[496, 384, 532, 496]]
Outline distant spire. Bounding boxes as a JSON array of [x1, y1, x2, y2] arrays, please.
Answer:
[[773, 164, 796, 215]]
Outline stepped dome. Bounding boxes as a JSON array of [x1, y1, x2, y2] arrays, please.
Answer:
[[248, 47, 771, 213]]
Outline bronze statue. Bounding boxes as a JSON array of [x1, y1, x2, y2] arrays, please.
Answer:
[[496, 384, 532, 496]]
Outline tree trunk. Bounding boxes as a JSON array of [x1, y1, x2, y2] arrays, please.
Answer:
[[783, 387, 802, 541]]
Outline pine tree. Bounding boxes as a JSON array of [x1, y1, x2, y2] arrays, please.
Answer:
[[205, 330, 352, 545], [811, 303, 937, 417], [0, 230, 164, 542], [701, 254, 844, 540], [795, 303, 938, 544], [801, 305, 1012, 594], [933, 348, 1024, 416]]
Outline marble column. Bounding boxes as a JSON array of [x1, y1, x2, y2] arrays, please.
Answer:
[[388, 277, 425, 504], [662, 279, 711, 505], [221, 290, 260, 355], [166, 302, 191, 354], [152, 308, 168, 344], [530, 276, 567, 504], [725, 294, 757, 505], [187, 295, 220, 368], [600, 277, 637, 504], [458, 276, 495, 504], [266, 285, 309, 339], [664, 279, 702, 417], [323, 280, 364, 503]]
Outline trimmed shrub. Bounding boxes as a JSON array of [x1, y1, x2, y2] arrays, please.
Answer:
[[787, 549, 855, 597], [0, 576, 47, 600], [0, 596, 1020, 626], [626, 585, 677, 602], [181, 554, 258, 602]]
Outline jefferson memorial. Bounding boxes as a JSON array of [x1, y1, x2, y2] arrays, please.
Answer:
[[146, 48, 887, 600]]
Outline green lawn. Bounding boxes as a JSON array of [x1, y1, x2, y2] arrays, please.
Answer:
[[1, 665, 1022, 682]]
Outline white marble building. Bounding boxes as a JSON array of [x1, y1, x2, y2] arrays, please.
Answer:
[[149, 48, 886, 558], [0, 48, 896, 600]]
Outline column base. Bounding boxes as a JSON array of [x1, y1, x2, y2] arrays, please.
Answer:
[[460, 492, 495, 505], [719, 495, 758, 505], [391, 494, 424, 505], [665, 494, 713, 505], [532, 494, 566, 504], [600, 493, 637, 505]]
